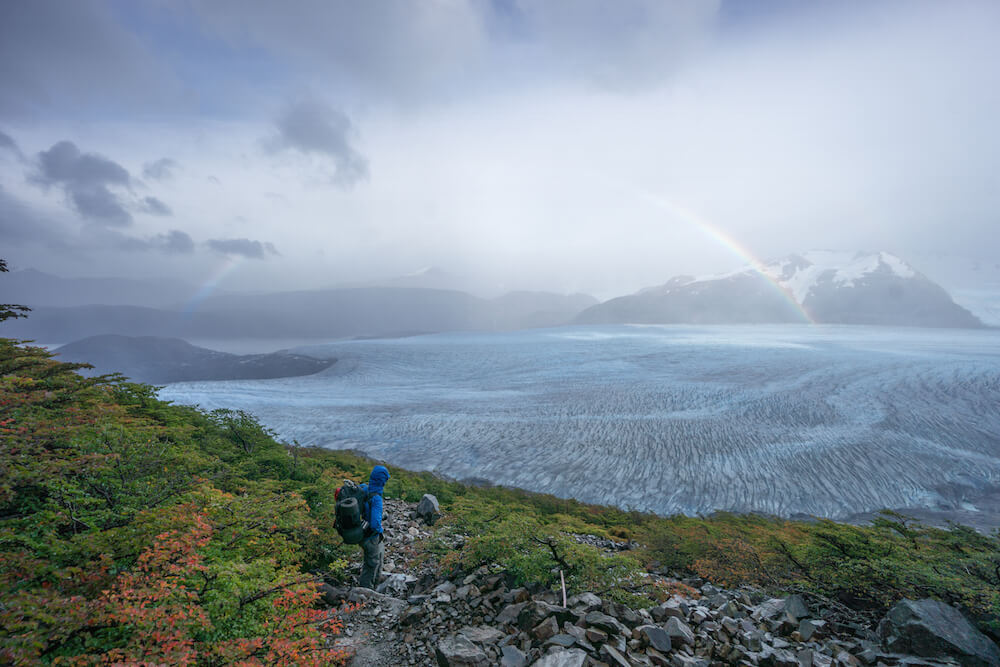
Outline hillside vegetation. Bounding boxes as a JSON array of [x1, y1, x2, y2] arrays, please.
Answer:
[[2, 338, 998, 664]]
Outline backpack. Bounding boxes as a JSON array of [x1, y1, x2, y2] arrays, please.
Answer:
[[335, 480, 372, 544]]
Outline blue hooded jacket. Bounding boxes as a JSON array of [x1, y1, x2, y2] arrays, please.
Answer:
[[360, 465, 390, 534]]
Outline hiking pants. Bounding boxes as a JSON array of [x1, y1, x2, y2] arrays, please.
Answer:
[[359, 532, 384, 589]]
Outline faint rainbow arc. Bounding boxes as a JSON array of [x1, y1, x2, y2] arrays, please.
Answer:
[[183, 256, 244, 315], [637, 191, 815, 324]]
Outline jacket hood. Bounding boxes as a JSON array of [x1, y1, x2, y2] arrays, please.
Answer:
[[368, 465, 390, 493]]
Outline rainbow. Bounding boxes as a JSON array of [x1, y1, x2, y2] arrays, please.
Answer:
[[183, 256, 244, 315], [637, 191, 815, 324]]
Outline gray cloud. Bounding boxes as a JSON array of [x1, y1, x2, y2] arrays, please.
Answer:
[[0, 1, 180, 118], [0, 184, 73, 249], [143, 157, 179, 181], [267, 99, 369, 186], [0, 129, 22, 158], [141, 196, 173, 216], [33, 140, 132, 225], [206, 237, 279, 259], [117, 229, 195, 254]]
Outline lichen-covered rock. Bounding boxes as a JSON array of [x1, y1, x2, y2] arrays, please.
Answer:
[[878, 599, 1000, 667]]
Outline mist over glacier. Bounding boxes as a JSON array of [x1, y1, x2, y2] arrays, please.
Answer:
[[160, 325, 1000, 522]]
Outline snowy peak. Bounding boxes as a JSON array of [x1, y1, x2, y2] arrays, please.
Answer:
[[575, 250, 982, 328], [762, 250, 918, 305]]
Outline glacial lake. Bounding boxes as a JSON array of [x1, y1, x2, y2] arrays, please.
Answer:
[[160, 325, 1000, 526]]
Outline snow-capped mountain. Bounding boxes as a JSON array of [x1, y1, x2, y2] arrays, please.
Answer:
[[577, 250, 983, 328]]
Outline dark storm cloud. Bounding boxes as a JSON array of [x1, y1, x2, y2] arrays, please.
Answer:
[[143, 158, 179, 181], [0, 1, 179, 117], [32, 140, 132, 226], [117, 229, 195, 254], [267, 99, 369, 186], [0, 129, 22, 158], [206, 238, 279, 259], [141, 196, 173, 216]]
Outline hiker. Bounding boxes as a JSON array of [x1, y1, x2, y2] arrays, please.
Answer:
[[334, 465, 391, 589]]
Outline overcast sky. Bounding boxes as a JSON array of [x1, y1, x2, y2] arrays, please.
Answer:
[[1, 0, 998, 298]]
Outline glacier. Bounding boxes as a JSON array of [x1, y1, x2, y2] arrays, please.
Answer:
[[159, 325, 1000, 523]]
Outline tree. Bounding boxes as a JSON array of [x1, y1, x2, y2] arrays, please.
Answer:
[[0, 258, 31, 323]]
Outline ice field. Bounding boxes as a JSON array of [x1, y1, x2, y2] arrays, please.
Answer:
[[160, 325, 1000, 521]]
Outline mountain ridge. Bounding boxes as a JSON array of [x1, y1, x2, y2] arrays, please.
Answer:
[[578, 250, 983, 328]]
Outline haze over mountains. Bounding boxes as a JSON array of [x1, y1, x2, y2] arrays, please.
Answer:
[[1, 251, 984, 346], [55, 335, 334, 384], [578, 251, 983, 328]]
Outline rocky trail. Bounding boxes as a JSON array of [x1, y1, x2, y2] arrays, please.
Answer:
[[319, 497, 1000, 667]]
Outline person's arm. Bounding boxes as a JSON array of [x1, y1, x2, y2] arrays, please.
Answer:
[[368, 494, 383, 534]]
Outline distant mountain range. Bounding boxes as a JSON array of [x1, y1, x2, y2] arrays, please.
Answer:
[[2, 279, 599, 343], [55, 335, 335, 384], [0, 252, 984, 344], [577, 251, 983, 328]]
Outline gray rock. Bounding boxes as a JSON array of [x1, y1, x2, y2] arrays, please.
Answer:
[[460, 625, 506, 644], [532, 616, 560, 641], [518, 601, 574, 631], [652, 600, 686, 622], [501, 644, 528, 667], [585, 610, 628, 636], [568, 591, 602, 612], [599, 643, 631, 667], [664, 616, 695, 647], [784, 594, 810, 621], [637, 624, 672, 653], [532, 648, 588, 667], [798, 619, 826, 642], [436, 634, 490, 666], [417, 494, 441, 525], [496, 602, 528, 627], [878, 599, 1000, 667], [544, 634, 578, 649]]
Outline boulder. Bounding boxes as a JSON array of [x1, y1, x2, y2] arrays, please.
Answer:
[[568, 591, 602, 612], [518, 601, 574, 631], [585, 610, 628, 636], [532, 616, 560, 641], [783, 594, 810, 620], [416, 494, 441, 525], [664, 616, 695, 647], [878, 598, 1000, 667], [532, 648, 589, 667], [496, 602, 528, 627], [435, 634, 489, 666], [636, 624, 672, 653], [459, 625, 505, 644], [501, 644, 528, 667], [599, 643, 631, 667]]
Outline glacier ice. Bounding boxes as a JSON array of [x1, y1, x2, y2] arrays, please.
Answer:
[[160, 324, 1000, 521]]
